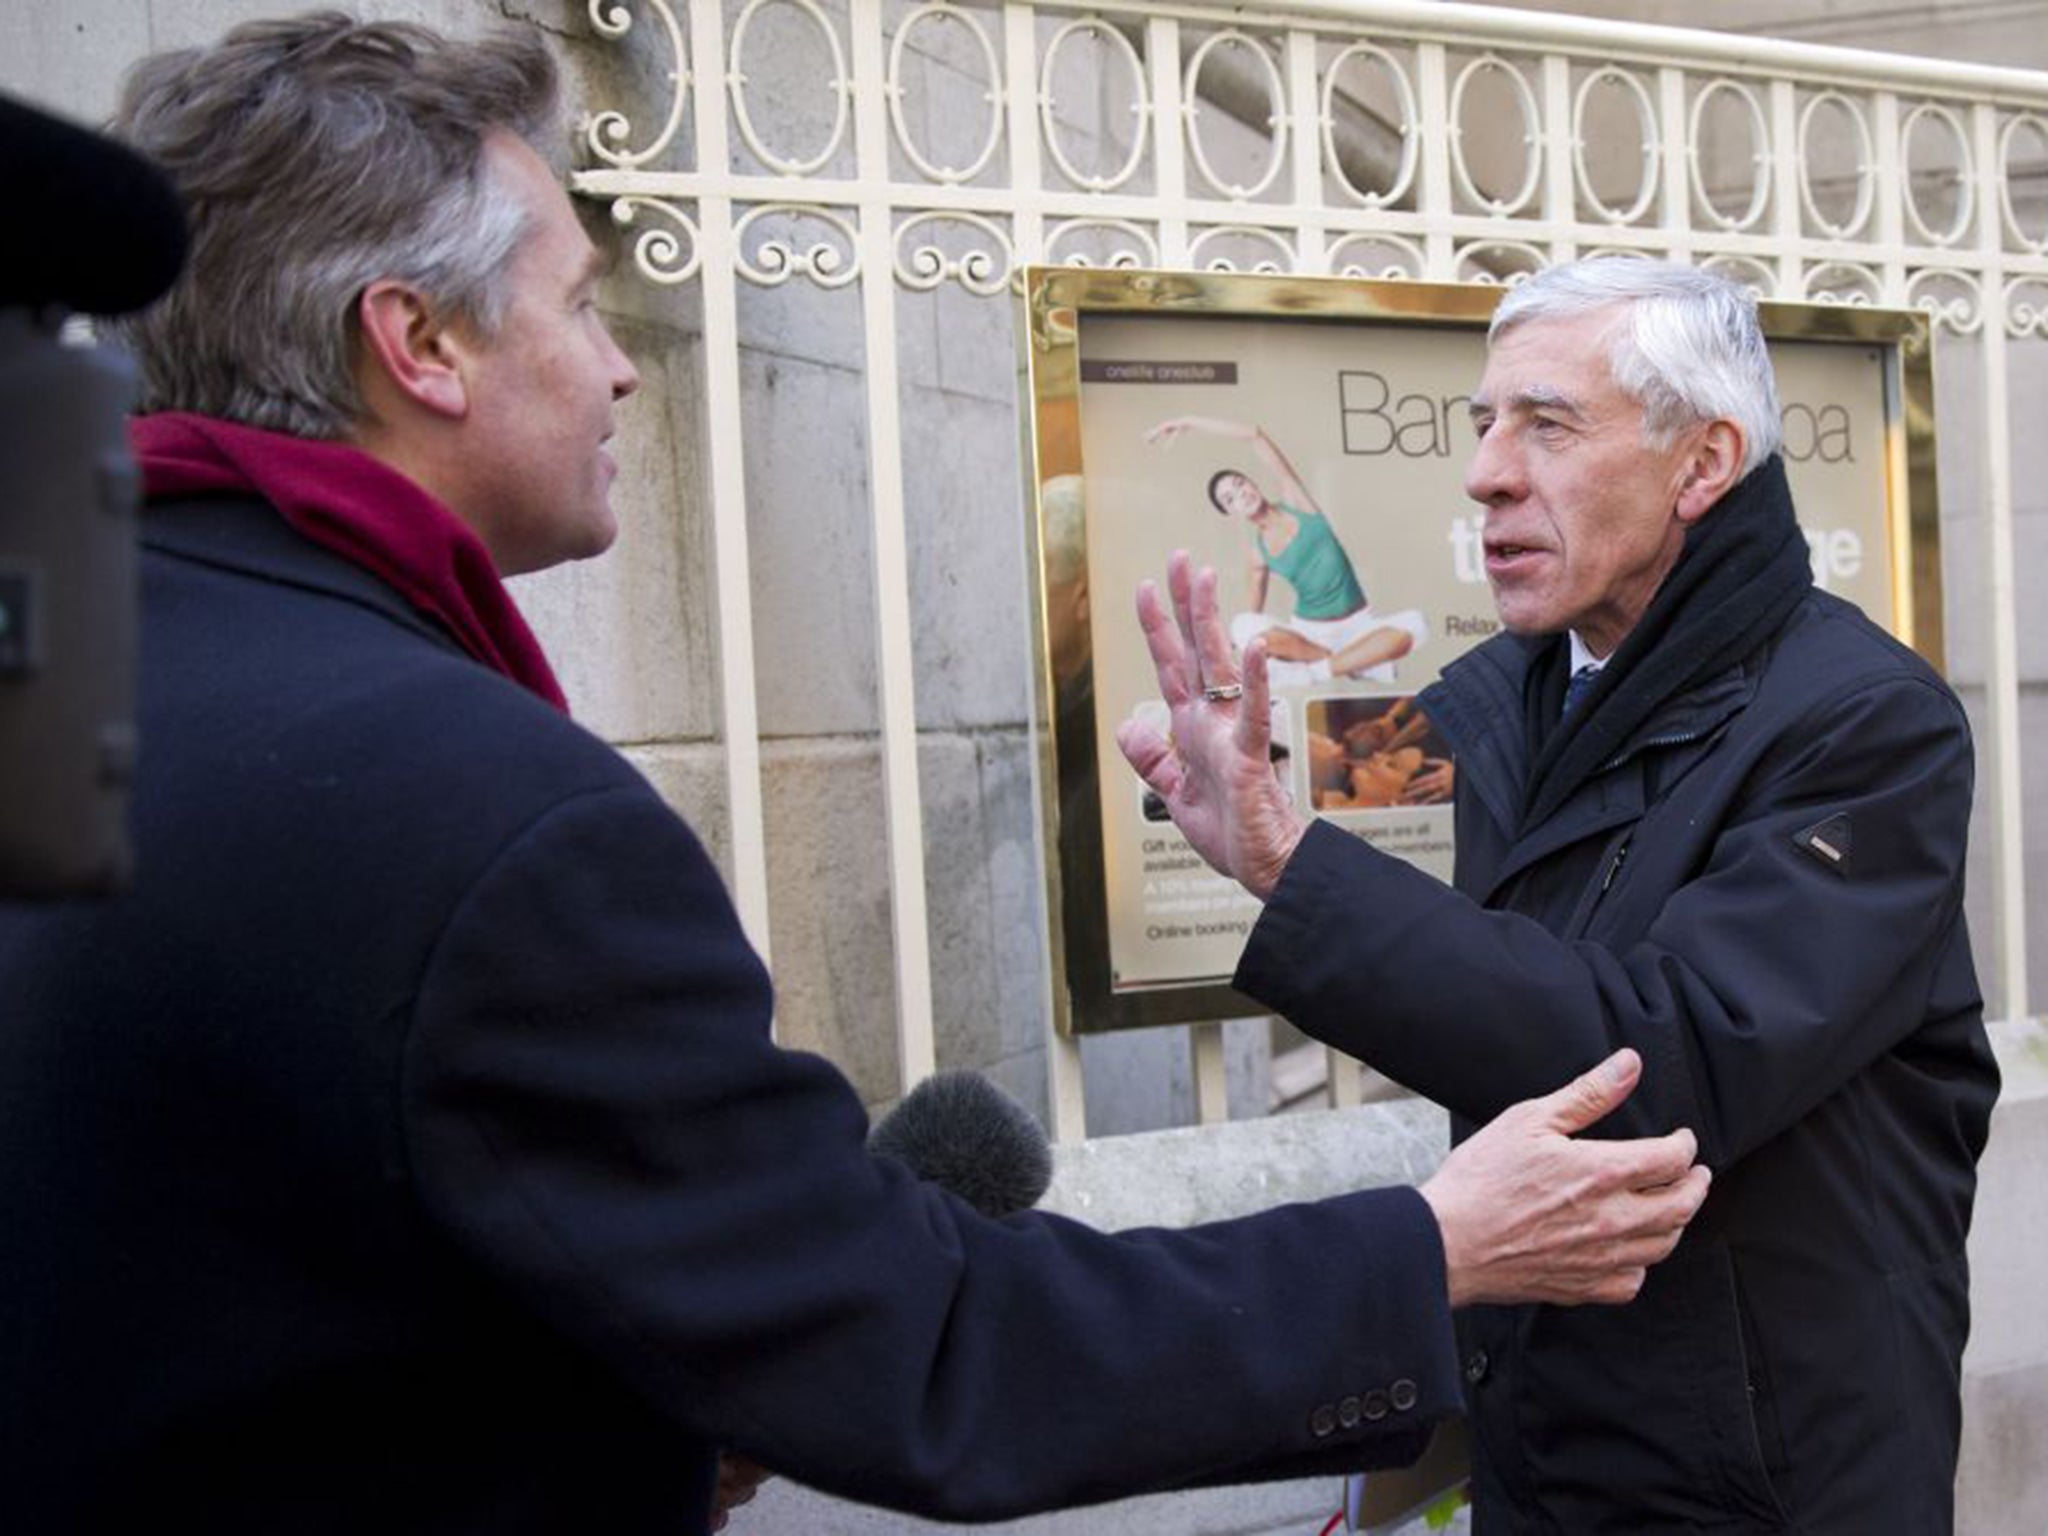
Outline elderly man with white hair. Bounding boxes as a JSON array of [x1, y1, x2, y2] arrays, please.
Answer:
[[1122, 257, 1999, 1535]]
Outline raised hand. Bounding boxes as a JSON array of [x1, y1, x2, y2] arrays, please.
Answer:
[[1114, 550, 1309, 899], [1420, 1049, 1712, 1309]]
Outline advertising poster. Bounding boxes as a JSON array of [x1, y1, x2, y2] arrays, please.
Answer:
[[1026, 269, 1935, 1034]]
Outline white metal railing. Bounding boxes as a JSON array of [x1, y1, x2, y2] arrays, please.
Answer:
[[572, 0, 2048, 1134]]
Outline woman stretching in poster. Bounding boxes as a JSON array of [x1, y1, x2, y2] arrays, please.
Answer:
[[1145, 415, 1427, 687]]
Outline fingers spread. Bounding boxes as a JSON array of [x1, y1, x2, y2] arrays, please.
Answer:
[[1167, 551, 1202, 672], [1134, 576, 1195, 707], [1234, 639, 1272, 761], [1189, 563, 1239, 692]]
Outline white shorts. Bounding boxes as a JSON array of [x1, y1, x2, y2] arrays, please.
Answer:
[[1231, 606, 1429, 687]]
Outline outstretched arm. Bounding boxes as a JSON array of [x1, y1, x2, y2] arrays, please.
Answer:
[[1238, 676, 1979, 1165]]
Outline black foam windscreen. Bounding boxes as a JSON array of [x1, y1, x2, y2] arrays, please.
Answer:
[[0, 92, 187, 317]]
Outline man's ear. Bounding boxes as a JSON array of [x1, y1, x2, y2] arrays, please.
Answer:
[[357, 280, 470, 421], [1674, 418, 1745, 525]]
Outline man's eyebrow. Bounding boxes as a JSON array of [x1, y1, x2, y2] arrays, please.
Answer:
[[1469, 385, 1584, 423]]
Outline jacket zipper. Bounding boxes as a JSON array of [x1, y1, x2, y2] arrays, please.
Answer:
[[1599, 726, 1709, 775], [1600, 835, 1632, 894], [1566, 828, 1635, 940]]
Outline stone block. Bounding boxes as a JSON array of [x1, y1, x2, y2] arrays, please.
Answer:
[[921, 732, 1019, 1062], [1965, 1027, 2048, 1371], [931, 278, 1024, 405], [919, 727, 1055, 1077], [1939, 510, 1985, 688], [902, 386, 1035, 729], [2021, 688, 2048, 1003], [725, 0, 854, 182], [740, 349, 882, 739], [758, 735, 899, 1105], [0, 0, 149, 119], [894, 283, 949, 398], [1955, 1027, 2048, 1534], [620, 740, 735, 889], [978, 1045, 1053, 1132], [888, 6, 1008, 193], [738, 1472, 1344, 1535], [2011, 342, 2048, 521], [1949, 686, 2005, 1018], [732, 236, 871, 377], [1044, 1094, 1449, 1229], [1078, 1026, 1198, 1136], [1957, 1357, 2048, 1536], [1927, 338, 2048, 690]]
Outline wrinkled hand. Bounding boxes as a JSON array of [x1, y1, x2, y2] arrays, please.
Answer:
[[1420, 1049, 1711, 1309], [1115, 551, 1310, 899], [708, 1452, 770, 1532]]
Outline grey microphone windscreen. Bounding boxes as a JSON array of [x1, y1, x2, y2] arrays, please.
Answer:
[[868, 1070, 1053, 1218]]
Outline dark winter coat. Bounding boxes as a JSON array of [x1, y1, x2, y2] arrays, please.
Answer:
[[1238, 459, 1997, 1533]]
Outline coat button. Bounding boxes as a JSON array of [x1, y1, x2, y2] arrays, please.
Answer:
[[1362, 1388, 1390, 1421], [1390, 1378, 1419, 1412], [1309, 1404, 1337, 1438], [1337, 1395, 1362, 1429], [1464, 1349, 1489, 1385]]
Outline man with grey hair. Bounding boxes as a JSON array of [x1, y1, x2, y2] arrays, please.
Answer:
[[0, 19, 1716, 1536], [1123, 256, 1997, 1533]]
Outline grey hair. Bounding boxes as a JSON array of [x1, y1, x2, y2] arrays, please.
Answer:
[[109, 12, 559, 439], [1489, 257, 1782, 477]]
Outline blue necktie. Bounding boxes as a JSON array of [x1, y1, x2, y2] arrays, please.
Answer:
[[1562, 663, 1600, 717]]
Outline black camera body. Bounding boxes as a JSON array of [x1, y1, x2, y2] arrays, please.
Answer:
[[0, 308, 140, 895], [0, 92, 185, 897]]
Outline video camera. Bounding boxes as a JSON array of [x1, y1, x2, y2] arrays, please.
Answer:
[[0, 92, 185, 897]]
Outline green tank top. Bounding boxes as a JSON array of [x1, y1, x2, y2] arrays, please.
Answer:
[[1258, 503, 1366, 620]]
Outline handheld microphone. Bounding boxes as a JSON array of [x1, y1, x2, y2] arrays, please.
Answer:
[[0, 92, 188, 318], [868, 1070, 1054, 1218]]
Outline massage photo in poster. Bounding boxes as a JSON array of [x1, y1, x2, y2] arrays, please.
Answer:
[[1025, 268, 1933, 1035]]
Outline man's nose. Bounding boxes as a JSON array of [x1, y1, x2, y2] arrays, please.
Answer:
[[605, 324, 641, 401], [1463, 426, 1521, 505]]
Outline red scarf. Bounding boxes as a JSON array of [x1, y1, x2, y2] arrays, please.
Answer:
[[129, 412, 568, 713]]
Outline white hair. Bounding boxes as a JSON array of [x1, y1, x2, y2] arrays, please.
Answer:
[[1489, 257, 1782, 477]]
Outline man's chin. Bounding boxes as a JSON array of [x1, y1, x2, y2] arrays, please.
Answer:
[[566, 508, 622, 564], [1485, 587, 1548, 638]]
